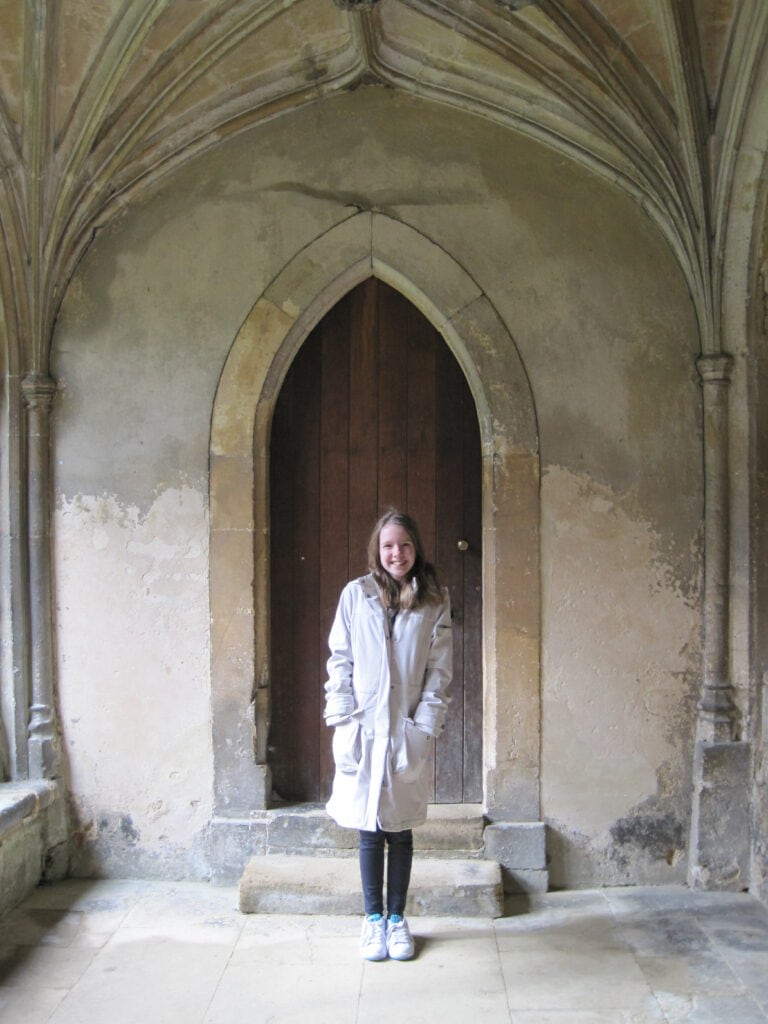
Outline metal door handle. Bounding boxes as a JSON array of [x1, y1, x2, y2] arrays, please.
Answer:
[[457, 539, 469, 552]]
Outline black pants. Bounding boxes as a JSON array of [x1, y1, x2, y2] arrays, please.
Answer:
[[358, 827, 414, 917]]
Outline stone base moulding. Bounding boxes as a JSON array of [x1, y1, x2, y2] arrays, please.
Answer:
[[0, 780, 68, 916], [484, 821, 549, 894], [688, 740, 751, 890]]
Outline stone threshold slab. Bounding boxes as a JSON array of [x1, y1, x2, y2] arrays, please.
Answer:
[[239, 853, 504, 917]]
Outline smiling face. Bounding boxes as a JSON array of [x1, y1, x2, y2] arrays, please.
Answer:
[[378, 523, 416, 582]]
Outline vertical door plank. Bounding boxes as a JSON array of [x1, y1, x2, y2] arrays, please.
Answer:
[[348, 278, 379, 578], [269, 364, 297, 800], [405, 302, 437, 554], [435, 345, 466, 802], [319, 302, 352, 799], [462, 371, 483, 801], [270, 338, 321, 801], [377, 284, 408, 514], [293, 344, 322, 802]]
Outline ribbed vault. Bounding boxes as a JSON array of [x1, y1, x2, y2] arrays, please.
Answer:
[[1, 0, 767, 372]]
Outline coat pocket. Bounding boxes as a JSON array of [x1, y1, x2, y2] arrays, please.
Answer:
[[332, 719, 363, 774], [392, 719, 431, 781]]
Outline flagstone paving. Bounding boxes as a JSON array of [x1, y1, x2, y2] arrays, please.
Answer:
[[1, 881, 766, 1023]]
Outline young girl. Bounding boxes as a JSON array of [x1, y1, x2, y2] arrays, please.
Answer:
[[324, 509, 452, 960]]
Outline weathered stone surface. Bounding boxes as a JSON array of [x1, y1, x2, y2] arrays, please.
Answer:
[[418, 804, 485, 853], [689, 741, 752, 890], [503, 868, 549, 894], [483, 821, 548, 894], [211, 804, 490, 883], [208, 817, 268, 885], [239, 854, 503, 917], [264, 807, 358, 852], [0, 781, 67, 916], [484, 821, 546, 869]]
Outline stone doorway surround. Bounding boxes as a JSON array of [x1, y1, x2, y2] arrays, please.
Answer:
[[207, 213, 542, 885]]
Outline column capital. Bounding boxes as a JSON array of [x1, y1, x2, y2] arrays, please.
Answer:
[[21, 373, 57, 410], [696, 353, 733, 384]]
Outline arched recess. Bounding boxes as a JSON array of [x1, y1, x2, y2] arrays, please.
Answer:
[[209, 213, 539, 830]]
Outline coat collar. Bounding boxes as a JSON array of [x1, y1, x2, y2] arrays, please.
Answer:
[[358, 573, 425, 622], [360, 573, 384, 611]]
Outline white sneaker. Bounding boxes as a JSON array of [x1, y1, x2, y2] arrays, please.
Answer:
[[360, 914, 388, 960], [386, 915, 415, 960]]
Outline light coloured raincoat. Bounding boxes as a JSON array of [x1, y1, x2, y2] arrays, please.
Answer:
[[324, 573, 452, 833]]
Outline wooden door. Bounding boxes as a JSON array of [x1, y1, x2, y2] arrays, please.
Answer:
[[269, 278, 481, 804]]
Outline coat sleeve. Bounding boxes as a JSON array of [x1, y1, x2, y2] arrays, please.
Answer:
[[323, 583, 357, 726], [412, 590, 453, 737]]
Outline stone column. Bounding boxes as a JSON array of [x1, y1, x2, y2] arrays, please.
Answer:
[[696, 353, 738, 741], [21, 373, 61, 780], [688, 353, 750, 889]]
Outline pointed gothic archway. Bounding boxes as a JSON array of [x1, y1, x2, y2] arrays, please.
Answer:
[[269, 277, 483, 805], [208, 214, 540, 874]]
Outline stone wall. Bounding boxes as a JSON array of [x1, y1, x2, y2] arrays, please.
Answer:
[[51, 87, 702, 886]]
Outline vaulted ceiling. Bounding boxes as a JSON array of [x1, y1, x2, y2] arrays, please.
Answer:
[[1, 0, 767, 370]]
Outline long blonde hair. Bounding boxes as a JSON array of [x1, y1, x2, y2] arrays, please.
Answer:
[[367, 509, 443, 610]]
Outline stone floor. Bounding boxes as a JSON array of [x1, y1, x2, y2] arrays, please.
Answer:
[[1, 880, 767, 1023]]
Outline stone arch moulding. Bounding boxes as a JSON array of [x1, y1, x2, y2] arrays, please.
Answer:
[[208, 212, 540, 876]]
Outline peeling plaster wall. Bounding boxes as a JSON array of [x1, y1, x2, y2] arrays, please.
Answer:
[[542, 469, 700, 886], [52, 86, 701, 884], [55, 489, 211, 876]]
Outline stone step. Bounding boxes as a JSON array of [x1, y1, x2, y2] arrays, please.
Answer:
[[262, 802, 486, 855], [214, 806, 548, 894], [239, 853, 504, 917]]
